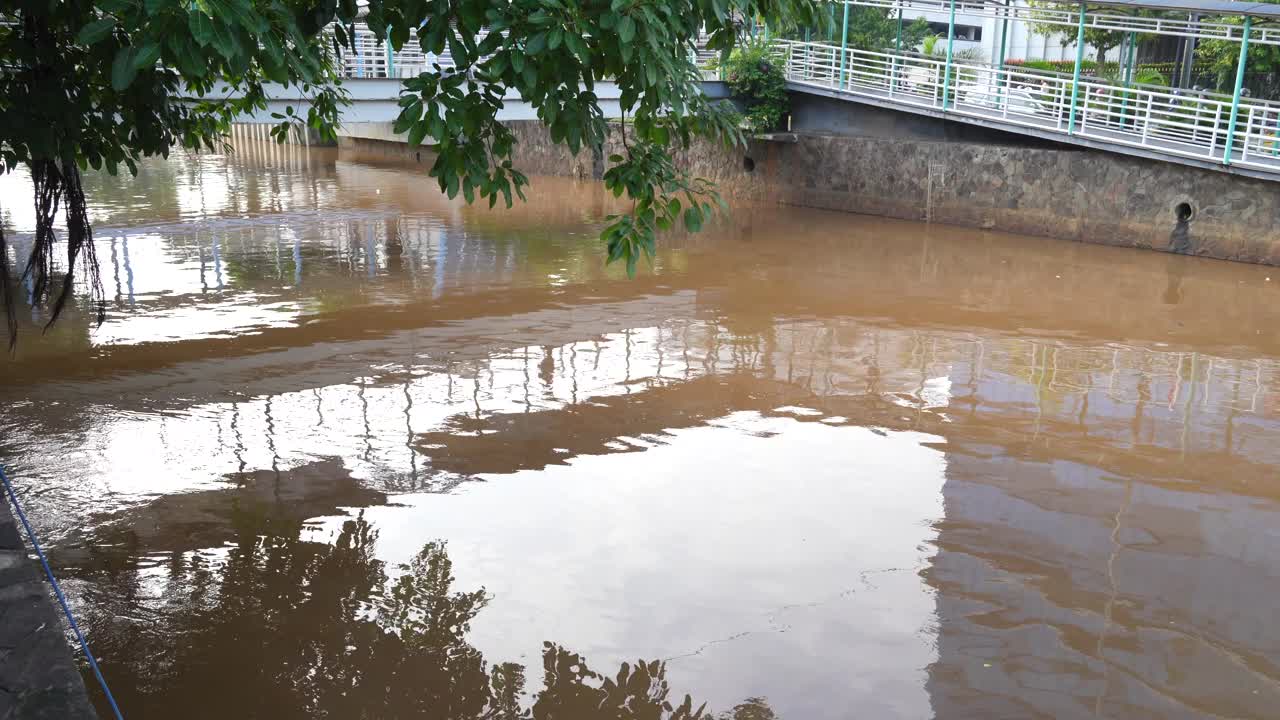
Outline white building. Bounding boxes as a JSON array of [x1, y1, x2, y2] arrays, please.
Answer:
[[906, 1, 1122, 63]]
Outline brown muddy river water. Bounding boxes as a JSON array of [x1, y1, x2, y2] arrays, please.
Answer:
[[2, 141, 1280, 720]]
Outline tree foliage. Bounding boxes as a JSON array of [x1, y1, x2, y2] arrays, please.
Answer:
[[0, 0, 825, 347], [1195, 14, 1280, 93], [1, 0, 348, 348], [1026, 1, 1140, 64], [723, 39, 789, 134], [846, 7, 928, 53]]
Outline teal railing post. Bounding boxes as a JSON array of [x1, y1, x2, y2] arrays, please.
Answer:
[[995, 0, 1009, 103], [896, 2, 904, 51], [838, 1, 851, 89], [941, 0, 957, 109], [1223, 16, 1253, 165], [804, 27, 811, 80], [385, 32, 395, 77], [1119, 30, 1137, 128], [1066, 2, 1087, 134], [891, 1, 904, 92]]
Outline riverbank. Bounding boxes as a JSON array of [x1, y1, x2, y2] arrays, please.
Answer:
[[340, 114, 1280, 266], [0, 496, 96, 719]]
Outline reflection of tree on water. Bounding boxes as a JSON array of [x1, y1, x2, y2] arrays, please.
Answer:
[[82, 511, 771, 719]]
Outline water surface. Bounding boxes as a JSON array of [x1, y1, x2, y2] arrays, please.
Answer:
[[2, 141, 1280, 719]]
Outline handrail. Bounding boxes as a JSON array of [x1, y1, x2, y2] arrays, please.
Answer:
[[774, 38, 1280, 174]]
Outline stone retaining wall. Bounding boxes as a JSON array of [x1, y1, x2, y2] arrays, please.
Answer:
[[492, 119, 1280, 266]]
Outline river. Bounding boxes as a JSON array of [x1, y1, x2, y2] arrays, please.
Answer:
[[2, 140, 1280, 719]]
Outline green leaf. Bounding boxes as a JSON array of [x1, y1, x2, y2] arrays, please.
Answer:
[[77, 18, 116, 46], [111, 47, 139, 91], [427, 112, 445, 142], [132, 42, 162, 70], [189, 13, 216, 47], [408, 119, 429, 146], [487, 52, 509, 77], [683, 206, 702, 232], [548, 28, 563, 50], [618, 16, 636, 44], [391, 23, 411, 52], [525, 32, 547, 55], [565, 34, 589, 64], [170, 34, 206, 77], [209, 19, 241, 60]]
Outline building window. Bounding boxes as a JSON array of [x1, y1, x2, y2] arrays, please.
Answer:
[[925, 22, 982, 42]]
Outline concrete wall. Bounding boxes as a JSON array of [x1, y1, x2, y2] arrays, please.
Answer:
[[763, 131, 1280, 264], [787, 91, 1069, 146]]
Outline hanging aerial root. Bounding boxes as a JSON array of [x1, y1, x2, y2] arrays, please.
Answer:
[[53, 161, 105, 331], [22, 160, 63, 308], [2, 160, 106, 349]]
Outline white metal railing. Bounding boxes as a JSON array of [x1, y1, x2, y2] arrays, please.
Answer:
[[335, 24, 715, 79], [338, 25, 466, 78], [777, 39, 1280, 175]]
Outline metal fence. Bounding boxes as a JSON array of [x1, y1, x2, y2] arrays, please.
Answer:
[[778, 39, 1280, 175], [338, 24, 467, 78], [335, 24, 716, 79]]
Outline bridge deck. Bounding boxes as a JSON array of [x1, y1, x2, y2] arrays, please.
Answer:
[[778, 40, 1280, 183]]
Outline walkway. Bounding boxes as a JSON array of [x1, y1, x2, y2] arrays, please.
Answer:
[[774, 39, 1280, 181], [0, 499, 96, 720]]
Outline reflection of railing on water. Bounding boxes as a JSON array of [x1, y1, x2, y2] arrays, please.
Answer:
[[59, 315, 1277, 489]]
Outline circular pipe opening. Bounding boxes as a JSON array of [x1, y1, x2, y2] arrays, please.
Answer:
[[743, 156, 756, 173], [1174, 202, 1194, 222]]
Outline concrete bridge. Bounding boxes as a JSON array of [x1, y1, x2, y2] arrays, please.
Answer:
[[236, 1, 1280, 183], [771, 0, 1280, 182], [230, 78, 731, 146]]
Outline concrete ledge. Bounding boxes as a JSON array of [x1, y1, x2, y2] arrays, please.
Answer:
[[0, 501, 96, 720], [788, 82, 1280, 184]]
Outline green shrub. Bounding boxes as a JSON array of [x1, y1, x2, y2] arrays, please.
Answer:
[[722, 40, 789, 134]]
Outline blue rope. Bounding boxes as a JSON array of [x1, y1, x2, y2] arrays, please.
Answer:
[[0, 466, 123, 720]]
